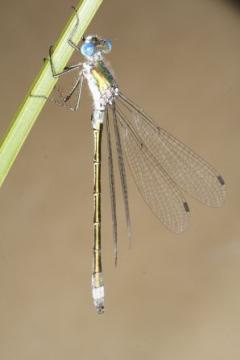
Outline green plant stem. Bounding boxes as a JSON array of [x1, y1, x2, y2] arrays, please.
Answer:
[[0, 0, 103, 187]]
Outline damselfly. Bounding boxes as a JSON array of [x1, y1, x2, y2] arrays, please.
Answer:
[[46, 9, 226, 314]]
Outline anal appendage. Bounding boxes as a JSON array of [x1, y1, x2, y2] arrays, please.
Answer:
[[92, 272, 104, 314]]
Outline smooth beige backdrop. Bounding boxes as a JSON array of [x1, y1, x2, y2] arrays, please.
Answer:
[[0, 0, 239, 359]]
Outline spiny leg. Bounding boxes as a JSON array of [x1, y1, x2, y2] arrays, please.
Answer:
[[58, 71, 84, 111], [70, 72, 84, 111], [31, 72, 83, 107], [32, 7, 83, 100], [48, 45, 82, 78], [68, 6, 82, 51], [32, 7, 83, 99]]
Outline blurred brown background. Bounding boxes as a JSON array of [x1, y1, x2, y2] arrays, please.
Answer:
[[0, 0, 239, 359]]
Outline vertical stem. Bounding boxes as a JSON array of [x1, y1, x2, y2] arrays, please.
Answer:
[[92, 121, 104, 314], [0, 0, 103, 188]]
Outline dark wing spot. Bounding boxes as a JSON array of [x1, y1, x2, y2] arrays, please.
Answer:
[[217, 175, 225, 186], [183, 202, 190, 213]]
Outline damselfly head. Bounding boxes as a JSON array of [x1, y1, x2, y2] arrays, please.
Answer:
[[80, 35, 112, 59]]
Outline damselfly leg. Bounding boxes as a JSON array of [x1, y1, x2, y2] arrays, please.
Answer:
[[31, 8, 84, 108], [48, 45, 82, 78], [68, 6, 82, 51]]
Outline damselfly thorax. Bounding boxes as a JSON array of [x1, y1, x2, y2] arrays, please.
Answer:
[[83, 60, 118, 104], [82, 59, 119, 127]]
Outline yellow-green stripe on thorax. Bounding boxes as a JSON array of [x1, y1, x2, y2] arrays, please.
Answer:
[[91, 61, 116, 94]]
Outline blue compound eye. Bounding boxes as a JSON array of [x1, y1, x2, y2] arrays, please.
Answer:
[[81, 42, 95, 57]]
